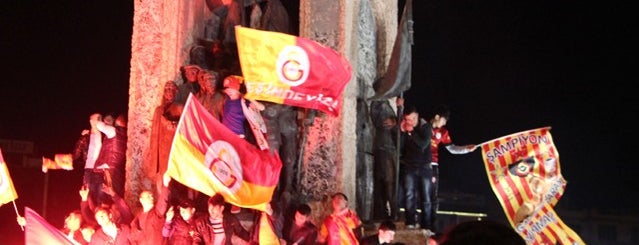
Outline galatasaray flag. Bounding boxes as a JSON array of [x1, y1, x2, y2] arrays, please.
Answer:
[[167, 94, 282, 211], [0, 148, 18, 206], [235, 26, 352, 116], [518, 204, 585, 245], [253, 212, 281, 245], [479, 127, 584, 244], [24, 206, 76, 245], [42, 154, 74, 173]]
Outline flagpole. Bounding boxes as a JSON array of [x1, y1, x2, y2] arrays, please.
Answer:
[[393, 94, 404, 221], [42, 171, 48, 219], [12, 200, 23, 231]]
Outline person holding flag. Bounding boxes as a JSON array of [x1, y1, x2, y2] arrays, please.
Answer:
[[318, 193, 362, 245], [166, 93, 282, 214]]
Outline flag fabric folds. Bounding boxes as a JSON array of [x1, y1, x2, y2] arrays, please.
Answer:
[[42, 154, 74, 173], [24, 206, 76, 245], [252, 212, 281, 245], [235, 26, 352, 116], [479, 127, 584, 245], [167, 94, 282, 211], [369, 0, 413, 100], [0, 148, 18, 206]]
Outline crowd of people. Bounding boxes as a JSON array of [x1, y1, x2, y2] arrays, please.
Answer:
[[16, 79, 500, 244], [13, 71, 527, 244]]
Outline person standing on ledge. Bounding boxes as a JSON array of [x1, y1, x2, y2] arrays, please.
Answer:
[[427, 104, 476, 231]]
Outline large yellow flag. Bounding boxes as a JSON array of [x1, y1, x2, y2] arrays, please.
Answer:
[[479, 127, 584, 244], [0, 148, 19, 206], [167, 94, 282, 211]]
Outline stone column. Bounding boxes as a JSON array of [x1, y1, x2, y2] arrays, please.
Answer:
[[127, 0, 208, 207], [297, 0, 359, 218]]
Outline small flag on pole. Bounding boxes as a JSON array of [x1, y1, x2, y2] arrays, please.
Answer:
[[0, 148, 19, 207], [42, 154, 74, 173]]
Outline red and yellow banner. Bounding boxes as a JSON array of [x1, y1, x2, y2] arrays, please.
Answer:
[[25, 206, 75, 245], [0, 148, 19, 206], [235, 26, 352, 116], [42, 154, 73, 173], [254, 212, 280, 245], [167, 94, 282, 211], [479, 127, 584, 244]]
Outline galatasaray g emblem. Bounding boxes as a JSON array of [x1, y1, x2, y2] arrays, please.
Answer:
[[276, 45, 310, 87], [204, 141, 242, 193]]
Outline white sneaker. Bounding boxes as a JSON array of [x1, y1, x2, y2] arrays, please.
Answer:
[[423, 229, 435, 236]]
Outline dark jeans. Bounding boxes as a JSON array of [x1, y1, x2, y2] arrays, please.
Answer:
[[83, 169, 104, 204], [401, 163, 433, 229], [373, 149, 397, 220], [431, 165, 440, 227]]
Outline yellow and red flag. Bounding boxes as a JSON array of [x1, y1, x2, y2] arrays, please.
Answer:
[[167, 94, 282, 211], [42, 154, 74, 173], [235, 26, 352, 116], [479, 127, 584, 244], [518, 204, 584, 245], [24, 206, 76, 245], [253, 212, 281, 245], [0, 148, 19, 206]]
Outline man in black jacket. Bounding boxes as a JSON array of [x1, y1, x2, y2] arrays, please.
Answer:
[[192, 194, 250, 245]]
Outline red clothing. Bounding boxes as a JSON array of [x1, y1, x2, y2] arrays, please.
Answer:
[[89, 225, 133, 245], [319, 209, 362, 245], [430, 127, 452, 163]]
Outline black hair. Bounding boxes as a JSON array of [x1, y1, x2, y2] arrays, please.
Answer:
[[331, 192, 348, 201], [178, 198, 195, 208], [295, 203, 312, 216], [431, 104, 451, 120], [403, 105, 419, 117], [378, 220, 397, 231], [207, 194, 226, 207]]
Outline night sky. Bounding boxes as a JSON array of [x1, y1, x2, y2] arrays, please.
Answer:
[[0, 0, 635, 243]]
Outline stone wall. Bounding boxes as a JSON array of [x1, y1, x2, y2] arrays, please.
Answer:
[[126, 0, 209, 206]]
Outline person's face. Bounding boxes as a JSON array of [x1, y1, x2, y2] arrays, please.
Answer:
[[403, 112, 419, 127], [139, 191, 154, 208], [65, 214, 81, 231], [332, 195, 348, 212], [198, 73, 215, 92], [224, 88, 241, 99], [94, 210, 111, 227], [103, 115, 114, 126], [432, 115, 447, 128], [294, 211, 307, 226], [89, 113, 101, 127], [207, 203, 224, 219], [185, 68, 199, 82], [163, 84, 178, 102], [179, 206, 195, 221], [379, 229, 395, 243]]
